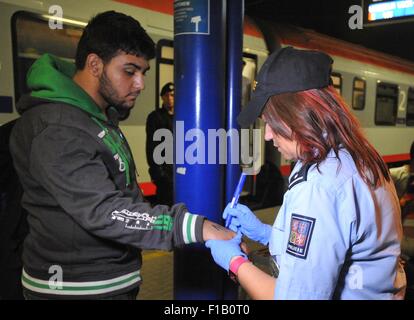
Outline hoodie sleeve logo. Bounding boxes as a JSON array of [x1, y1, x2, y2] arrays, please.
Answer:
[[111, 210, 173, 231], [111, 209, 155, 230]]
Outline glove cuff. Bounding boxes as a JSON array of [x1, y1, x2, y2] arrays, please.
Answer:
[[259, 224, 272, 246]]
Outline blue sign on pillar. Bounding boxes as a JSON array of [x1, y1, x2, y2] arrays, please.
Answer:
[[174, 0, 210, 35]]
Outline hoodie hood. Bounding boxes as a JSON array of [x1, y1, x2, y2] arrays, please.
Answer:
[[19, 54, 106, 121]]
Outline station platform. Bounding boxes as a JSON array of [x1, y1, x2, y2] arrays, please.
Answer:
[[138, 206, 280, 300]]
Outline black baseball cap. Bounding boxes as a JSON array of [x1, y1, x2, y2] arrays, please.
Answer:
[[237, 46, 333, 128], [160, 82, 174, 96]]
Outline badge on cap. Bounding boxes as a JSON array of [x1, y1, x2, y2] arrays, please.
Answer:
[[286, 214, 315, 259]]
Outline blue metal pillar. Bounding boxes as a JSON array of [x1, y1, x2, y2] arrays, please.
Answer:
[[173, 0, 227, 299], [223, 0, 244, 299]]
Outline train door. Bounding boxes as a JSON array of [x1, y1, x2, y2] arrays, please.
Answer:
[[407, 87, 414, 126]]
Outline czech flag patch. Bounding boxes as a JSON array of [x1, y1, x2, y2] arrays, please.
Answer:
[[286, 214, 315, 259]]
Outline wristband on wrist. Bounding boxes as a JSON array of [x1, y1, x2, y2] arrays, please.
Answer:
[[228, 256, 250, 283]]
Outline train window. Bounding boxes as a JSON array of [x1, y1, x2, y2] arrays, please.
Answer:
[[352, 77, 366, 110], [156, 40, 174, 110], [12, 11, 84, 102], [407, 87, 414, 126], [161, 46, 174, 60], [331, 73, 342, 95], [375, 82, 398, 126]]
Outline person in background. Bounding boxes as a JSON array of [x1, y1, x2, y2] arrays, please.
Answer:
[[401, 176, 414, 299], [390, 141, 414, 199], [205, 46, 406, 300], [10, 11, 235, 300], [397, 141, 414, 299], [146, 82, 174, 206]]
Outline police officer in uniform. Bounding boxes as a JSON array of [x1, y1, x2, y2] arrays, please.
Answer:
[[205, 47, 406, 299], [145, 82, 174, 206]]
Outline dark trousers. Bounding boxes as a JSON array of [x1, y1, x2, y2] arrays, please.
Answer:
[[23, 287, 140, 300]]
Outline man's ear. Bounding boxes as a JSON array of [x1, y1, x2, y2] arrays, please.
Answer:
[[85, 53, 103, 77]]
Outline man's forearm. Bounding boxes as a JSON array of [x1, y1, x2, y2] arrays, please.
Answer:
[[202, 219, 235, 241], [202, 220, 249, 254]]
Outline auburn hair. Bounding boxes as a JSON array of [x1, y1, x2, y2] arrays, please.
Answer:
[[262, 86, 390, 187]]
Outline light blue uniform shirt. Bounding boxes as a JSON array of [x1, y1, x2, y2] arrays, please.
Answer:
[[269, 149, 406, 299]]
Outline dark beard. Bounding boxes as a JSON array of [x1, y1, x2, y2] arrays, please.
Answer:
[[99, 70, 131, 121]]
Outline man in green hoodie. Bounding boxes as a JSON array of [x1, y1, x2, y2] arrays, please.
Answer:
[[10, 11, 235, 300]]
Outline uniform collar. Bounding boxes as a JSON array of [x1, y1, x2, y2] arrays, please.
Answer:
[[288, 162, 315, 190]]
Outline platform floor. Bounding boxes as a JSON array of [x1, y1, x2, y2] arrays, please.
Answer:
[[138, 206, 279, 300]]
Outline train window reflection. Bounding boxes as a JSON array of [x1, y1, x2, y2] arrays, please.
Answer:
[[331, 72, 342, 95], [407, 87, 414, 126], [12, 11, 83, 101], [375, 82, 398, 126], [352, 77, 366, 110]]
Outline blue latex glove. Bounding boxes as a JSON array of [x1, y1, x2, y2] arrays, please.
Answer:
[[205, 232, 246, 272], [223, 203, 272, 245]]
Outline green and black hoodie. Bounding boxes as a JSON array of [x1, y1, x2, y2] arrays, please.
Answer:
[[10, 54, 204, 299]]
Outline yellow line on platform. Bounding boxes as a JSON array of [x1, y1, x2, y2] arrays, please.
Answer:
[[142, 251, 172, 260]]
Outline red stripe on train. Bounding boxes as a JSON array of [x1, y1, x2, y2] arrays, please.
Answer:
[[244, 17, 262, 38], [382, 153, 410, 163], [115, 0, 173, 15]]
